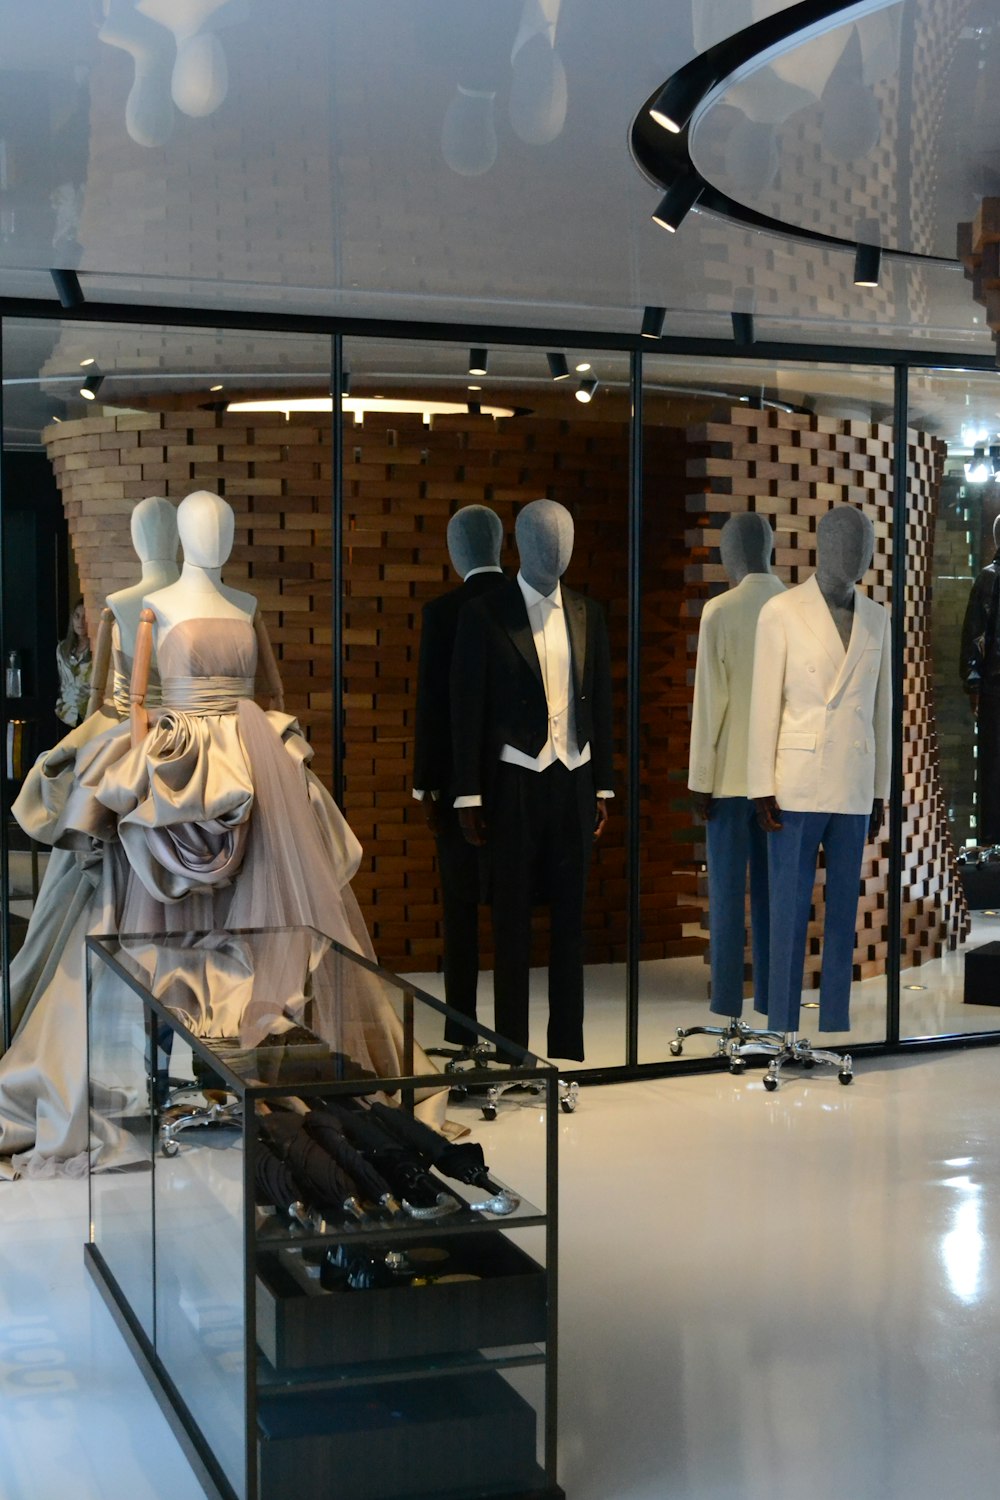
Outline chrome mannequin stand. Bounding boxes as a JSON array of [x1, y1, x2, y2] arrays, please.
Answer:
[[669, 1015, 783, 1057], [729, 1029, 854, 1092], [427, 1041, 580, 1121]]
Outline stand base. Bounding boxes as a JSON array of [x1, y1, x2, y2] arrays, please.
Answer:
[[669, 1016, 783, 1058], [729, 1032, 854, 1092], [429, 1046, 580, 1121]]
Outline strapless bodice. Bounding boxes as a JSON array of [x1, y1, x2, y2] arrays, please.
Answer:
[[157, 617, 257, 714]]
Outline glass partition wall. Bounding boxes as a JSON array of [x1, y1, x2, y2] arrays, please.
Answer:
[[1, 308, 999, 1075]]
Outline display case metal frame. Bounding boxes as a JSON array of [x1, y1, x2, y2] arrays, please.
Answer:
[[85, 927, 562, 1500]]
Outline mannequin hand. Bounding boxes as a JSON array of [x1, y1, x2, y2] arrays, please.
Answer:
[[691, 792, 713, 821], [422, 798, 444, 835], [970, 690, 980, 721], [868, 798, 885, 841], [754, 796, 783, 833], [593, 797, 608, 841], [459, 807, 487, 846]]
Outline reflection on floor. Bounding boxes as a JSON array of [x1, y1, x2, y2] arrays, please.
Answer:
[[409, 910, 1000, 1069], [4, 1048, 1000, 1499]]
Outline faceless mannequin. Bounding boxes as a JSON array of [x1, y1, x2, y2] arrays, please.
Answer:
[[447, 504, 503, 578], [86, 497, 181, 716], [719, 511, 773, 584], [515, 498, 574, 595], [131, 490, 282, 743], [755, 502, 883, 839], [815, 505, 875, 650]]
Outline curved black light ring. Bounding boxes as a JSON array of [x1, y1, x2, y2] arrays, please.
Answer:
[[630, 0, 959, 272]]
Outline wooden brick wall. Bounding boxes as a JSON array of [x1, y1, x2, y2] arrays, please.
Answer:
[[43, 403, 967, 984]]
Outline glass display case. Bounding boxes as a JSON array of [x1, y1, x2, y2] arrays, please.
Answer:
[[85, 927, 561, 1500]]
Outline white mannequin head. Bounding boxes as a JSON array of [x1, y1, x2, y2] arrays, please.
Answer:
[[515, 499, 574, 595], [131, 496, 179, 564], [177, 490, 234, 570]]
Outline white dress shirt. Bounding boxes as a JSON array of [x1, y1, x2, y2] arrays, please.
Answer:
[[455, 573, 612, 806]]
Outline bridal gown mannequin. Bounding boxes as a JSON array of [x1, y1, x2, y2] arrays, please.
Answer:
[[0, 498, 179, 1175]]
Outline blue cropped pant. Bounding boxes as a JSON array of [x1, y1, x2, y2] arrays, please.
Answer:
[[705, 797, 770, 1018]]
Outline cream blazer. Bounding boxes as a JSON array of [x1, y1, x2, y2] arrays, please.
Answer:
[[746, 573, 891, 814], [688, 573, 786, 797]]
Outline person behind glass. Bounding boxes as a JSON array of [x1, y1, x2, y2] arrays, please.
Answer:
[[688, 513, 784, 1022], [450, 498, 614, 1062], [747, 505, 891, 1034], [959, 512, 1000, 844], [55, 598, 92, 727], [413, 505, 506, 1046]]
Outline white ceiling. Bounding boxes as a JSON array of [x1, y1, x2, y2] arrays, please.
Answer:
[[0, 0, 996, 441]]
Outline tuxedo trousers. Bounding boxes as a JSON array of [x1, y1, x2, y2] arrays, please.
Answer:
[[706, 797, 769, 1018], [978, 690, 1000, 844], [434, 802, 482, 1044], [486, 760, 594, 1061], [766, 810, 867, 1032]]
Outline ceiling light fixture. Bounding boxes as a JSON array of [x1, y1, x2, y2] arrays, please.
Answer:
[[854, 242, 882, 287], [651, 175, 701, 233], [468, 383, 482, 391], [546, 352, 570, 380], [80, 357, 95, 368], [731, 311, 755, 346], [468, 348, 489, 376], [50, 268, 84, 308], [575, 376, 598, 404], [965, 447, 991, 483], [210, 383, 223, 392], [575, 361, 591, 373], [341, 370, 352, 396], [80, 372, 104, 401], [641, 306, 666, 339], [649, 70, 709, 135], [227, 397, 516, 423]]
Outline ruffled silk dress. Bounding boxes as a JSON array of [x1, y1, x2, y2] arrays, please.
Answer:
[[0, 625, 143, 1175]]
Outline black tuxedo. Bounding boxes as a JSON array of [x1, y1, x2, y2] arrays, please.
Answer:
[[413, 570, 506, 1043], [450, 578, 614, 1061]]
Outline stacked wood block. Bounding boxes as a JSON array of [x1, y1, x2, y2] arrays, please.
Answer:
[[680, 406, 968, 993]]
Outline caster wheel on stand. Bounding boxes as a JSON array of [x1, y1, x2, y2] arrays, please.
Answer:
[[838, 1070, 853, 1086], [763, 1074, 779, 1093], [669, 1039, 683, 1057], [481, 1104, 497, 1121], [729, 1058, 746, 1075], [560, 1097, 576, 1115]]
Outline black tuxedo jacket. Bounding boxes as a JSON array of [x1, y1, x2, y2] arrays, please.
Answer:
[[450, 577, 614, 801], [413, 570, 507, 794]]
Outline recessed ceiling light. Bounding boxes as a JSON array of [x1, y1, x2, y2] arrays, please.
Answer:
[[575, 362, 591, 373], [210, 384, 223, 392], [468, 384, 482, 391], [904, 984, 927, 991]]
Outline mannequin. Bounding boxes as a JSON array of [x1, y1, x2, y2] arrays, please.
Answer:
[[413, 505, 506, 1043], [450, 498, 613, 1061], [87, 495, 179, 717], [747, 505, 891, 1035], [960, 513, 1000, 843], [688, 513, 784, 1020], [130, 489, 282, 745]]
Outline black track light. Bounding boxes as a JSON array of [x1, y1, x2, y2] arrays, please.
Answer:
[[341, 370, 352, 396], [467, 401, 482, 416], [50, 268, 84, 308], [546, 352, 570, 380], [641, 306, 666, 339], [649, 70, 709, 135], [731, 312, 755, 346], [468, 348, 489, 376], [80, 372, 104, 401], [853, 242, 882, 287], [651, 175, 701, 233], [575, 376, 598, 404]]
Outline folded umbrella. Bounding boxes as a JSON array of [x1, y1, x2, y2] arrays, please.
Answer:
[[303, 1107, 402, 1216], [318, 1101, 459, 1219], [259, 1110, 366, 1223], [368, 1102, 519, 1214]]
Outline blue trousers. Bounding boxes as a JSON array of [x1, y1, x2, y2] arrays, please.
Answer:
[[706, 797, 770, 1018], [766, 810, 867, 1032]]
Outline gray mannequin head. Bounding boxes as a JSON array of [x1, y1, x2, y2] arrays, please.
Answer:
[[515, 499, 574, 595], [130, 496, 179, 564], [720, 512, 773, 584], [816, 505, 875, 590], [447, 505, 503, 578]]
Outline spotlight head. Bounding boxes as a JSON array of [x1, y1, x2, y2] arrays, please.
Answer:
[[641, 306, 666, 340], [651, 175, 701, 233], [80, 372, 104, 401], [468, 348, 489, 376], [649, 70, 709, 135], [546, 352, 570, 380], [731, 311, 755, 346], [575, 376, 598, 404], [341, 370, 352, 396], [50, 268, 83, 308], [854, 242, 882, 287]]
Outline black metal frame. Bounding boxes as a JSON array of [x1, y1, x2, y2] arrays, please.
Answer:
[[3, 292, 999, 1081]]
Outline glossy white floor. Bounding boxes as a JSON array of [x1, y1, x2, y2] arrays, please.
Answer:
[[4, 1047, 1000, 1500]]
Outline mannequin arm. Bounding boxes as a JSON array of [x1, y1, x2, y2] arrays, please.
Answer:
[[130, 610, 156, 746], [688, 608, 727, 798], [86, 607, 114, 717], [868, 799, 885, 841], [594, 797, 608, 840], [691, 791, 714, 821], [253, 611, 284, 711], [754, 796, 783, 833]]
